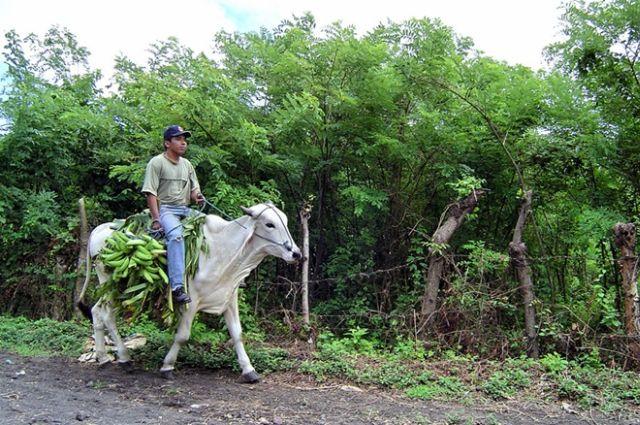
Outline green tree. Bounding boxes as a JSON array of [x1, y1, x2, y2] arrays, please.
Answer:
[[546, 0, 640, 203]]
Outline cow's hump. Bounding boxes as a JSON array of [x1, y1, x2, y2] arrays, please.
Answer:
[[204, 215, 228, 234]]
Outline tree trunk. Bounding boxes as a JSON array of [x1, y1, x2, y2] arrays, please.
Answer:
[[299, 202, 312, 327], [74, 197, 89, 318], [420, 189, 486, 327], [508, 190, 539, 358], [613, 223, 640, 360]]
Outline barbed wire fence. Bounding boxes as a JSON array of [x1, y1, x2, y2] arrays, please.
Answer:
[[247, 252, 627, 288], [238, 249, 640, 362], [245, 252, 630, 321]]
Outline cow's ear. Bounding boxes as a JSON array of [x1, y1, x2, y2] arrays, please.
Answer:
[[240, 206, 254, 217]]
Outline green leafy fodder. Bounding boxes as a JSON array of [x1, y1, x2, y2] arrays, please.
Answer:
[[96, 213, 207, 325]]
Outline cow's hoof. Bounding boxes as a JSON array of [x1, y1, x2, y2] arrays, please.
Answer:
[[118, 361, 134, 373], [241, 371, 260, 384], [97, 360, 112, 369], [160, 370, 174, 380]]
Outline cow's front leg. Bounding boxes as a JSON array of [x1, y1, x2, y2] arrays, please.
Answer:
[[224, 291, 259, 383], [160, 306, 198, 378]]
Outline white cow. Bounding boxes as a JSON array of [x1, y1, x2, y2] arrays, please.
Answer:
[[77, 202, 301, 382]]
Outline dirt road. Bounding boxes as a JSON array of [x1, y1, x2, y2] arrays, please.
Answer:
[[0, 352, 637, 424]]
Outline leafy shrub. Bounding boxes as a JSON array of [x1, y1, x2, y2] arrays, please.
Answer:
[[540, 352, 569, 374], [482, 369, 531, 399], [299, 356, 355, 382], [358, 362, 416, 388], [316, 328, 379, 356], [392, 337, 427, 361], [557, 377, 591, 401], [405, 376, 468, 400]]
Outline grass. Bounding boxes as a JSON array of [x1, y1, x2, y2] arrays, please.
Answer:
[[1, 315, 639, 416], [293, 331, 640, 415], [0, 316, 89, 356]]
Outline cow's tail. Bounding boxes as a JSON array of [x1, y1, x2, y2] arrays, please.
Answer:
[[76, 236, 93, 321]]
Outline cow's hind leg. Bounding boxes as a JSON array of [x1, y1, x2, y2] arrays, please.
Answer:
[[92, 263, 131, 366], [224, 291, 259, 383], [91, 301, 131, 366], [103, 303, 131, 365], [160, 306, 198, 378], [91, 302, 112, 366]]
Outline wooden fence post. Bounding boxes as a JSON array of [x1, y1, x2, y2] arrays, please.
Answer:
[[508, 190, 539, 358], [300, 202, 312, 327], [420, 189, 485, 329], [613, 223, 640, 361]]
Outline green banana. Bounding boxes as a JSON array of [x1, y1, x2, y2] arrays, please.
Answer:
[[146, 239, 164, 250], [122, 290, 146, 307], [116, 257, 130, 273], [141, 269, 155, 283], [113, 231, 130, 244], [140, 234, 153, 242], [157, 267, 169, 284], [134, 246, 153, 260], [126, 238, 146, 247], [102, 251, 124, 262], [124, 282, 148, 294], [131, 256, 153, 267], [105, 257, 126, 268], [106, 238, 120, 249], [145, 269, 161, 280]]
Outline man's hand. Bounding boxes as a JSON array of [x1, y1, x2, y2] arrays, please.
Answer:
[[195, 193, 206, 207], [151, 219, 163, 231]]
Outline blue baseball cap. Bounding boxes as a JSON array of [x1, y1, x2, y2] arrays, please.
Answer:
[[163, 125, 192, 140]]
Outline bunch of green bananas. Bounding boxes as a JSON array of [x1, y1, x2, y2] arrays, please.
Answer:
[[98, 230, 173, 319], [95, 214, 206, 326]]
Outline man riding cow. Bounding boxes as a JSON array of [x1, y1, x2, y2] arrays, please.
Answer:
[[77, 126, 302, 381], [142, 125, 205, 304]]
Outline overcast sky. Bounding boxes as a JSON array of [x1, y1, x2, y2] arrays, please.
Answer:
[[0, 0, 567, 82]]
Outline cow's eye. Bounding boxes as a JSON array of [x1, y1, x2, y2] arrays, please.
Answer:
[[265, 222, 275, 228]]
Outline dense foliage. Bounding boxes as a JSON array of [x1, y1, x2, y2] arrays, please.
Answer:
[[1, 2, 638, 361]]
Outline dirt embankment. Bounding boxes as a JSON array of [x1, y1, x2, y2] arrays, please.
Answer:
[[0, 353, 637, 425]]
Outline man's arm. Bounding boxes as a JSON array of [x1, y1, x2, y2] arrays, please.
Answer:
[[191, 189, 205, 206], [188, 162, 203, 206], [146, 193, 161, 229]]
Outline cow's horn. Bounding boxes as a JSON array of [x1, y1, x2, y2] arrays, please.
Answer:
[[240, 206, 254, 217]]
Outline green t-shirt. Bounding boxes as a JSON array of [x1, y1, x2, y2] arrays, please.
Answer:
[[141, 153, 200, 206]]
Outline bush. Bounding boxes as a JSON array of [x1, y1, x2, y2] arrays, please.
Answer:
[[540, 352, 569, 374], [406, 376, 468, 400], [482, 369, 531, 399]]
